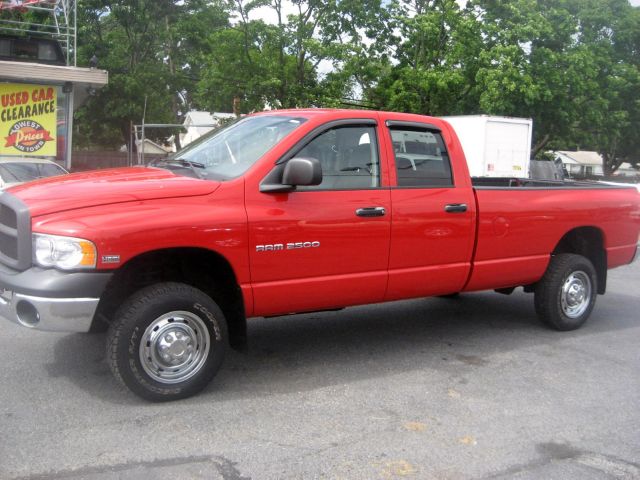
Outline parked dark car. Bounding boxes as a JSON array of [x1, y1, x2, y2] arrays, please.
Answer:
[[0, 158, 68, 189]]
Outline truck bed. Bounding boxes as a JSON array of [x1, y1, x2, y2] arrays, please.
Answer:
[[465, 179, 639, 293], [471, 177, 637, 189]]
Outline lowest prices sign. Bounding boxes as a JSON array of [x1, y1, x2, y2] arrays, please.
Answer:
[[1, 83, 57, 156]]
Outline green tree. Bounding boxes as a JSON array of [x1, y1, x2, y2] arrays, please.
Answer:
[[465, 0, 639, 168], [569, 0, 640, 172], [194, 0, 320, 113], [471, 0, 597, 156], [195, 0, 389, 113], [367, 0, 484, 115], [75, 0, 228, 149], [71, 0, 640, 172]]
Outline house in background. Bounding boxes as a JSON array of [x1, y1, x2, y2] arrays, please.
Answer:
[[553, 151, 604, 177], [179, 111, 236, 147], [138, 139, 171, 155], [120, 138, 171, 155], [614, 162, 640, 178]]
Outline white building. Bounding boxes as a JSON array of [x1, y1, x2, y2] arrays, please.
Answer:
[[554, 151, 604, 177], [121, 139, 171, 155], [1, 2, 108, 170], [180, 111, 236, 147], [614, 162, 640, 178]]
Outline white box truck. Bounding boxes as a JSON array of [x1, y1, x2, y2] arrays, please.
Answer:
[[442, 115, 533, 178]]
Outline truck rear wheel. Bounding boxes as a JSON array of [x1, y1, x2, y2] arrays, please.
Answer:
[[534, 254, 597, 331], [107, 282, 228, 401]]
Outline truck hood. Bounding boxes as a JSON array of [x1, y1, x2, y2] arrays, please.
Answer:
[[7, 167, 221, 217]]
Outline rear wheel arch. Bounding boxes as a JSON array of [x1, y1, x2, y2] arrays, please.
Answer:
[[551, 227, 607, 294]]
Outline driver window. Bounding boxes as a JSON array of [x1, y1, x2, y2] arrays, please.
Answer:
[[295, 125, 380, 190]]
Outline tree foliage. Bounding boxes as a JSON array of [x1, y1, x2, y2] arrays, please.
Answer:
[[66, 0, 639, 171], [465, 0, 640, 171], [368, 0, 483, 116]]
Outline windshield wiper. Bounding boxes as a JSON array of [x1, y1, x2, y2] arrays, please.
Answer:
[[150, 158, 206, 179]]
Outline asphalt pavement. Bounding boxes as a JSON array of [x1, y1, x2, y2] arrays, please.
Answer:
[[1, 261, 639, 479]]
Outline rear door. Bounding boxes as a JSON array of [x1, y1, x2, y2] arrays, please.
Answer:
[[382, 118, 476, 299], [246, 118, 392, 316]]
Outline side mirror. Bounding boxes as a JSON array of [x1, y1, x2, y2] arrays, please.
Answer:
[[260, 157, 323, 193], [282, 157, 322, 186]]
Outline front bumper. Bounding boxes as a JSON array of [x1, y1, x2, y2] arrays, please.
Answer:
[[0, 265, 112, 332], [0, 291, 100, 332]]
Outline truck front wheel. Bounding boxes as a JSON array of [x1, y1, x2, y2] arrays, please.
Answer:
[[534, 254, 597, 331], [107, 282, 228, 401]]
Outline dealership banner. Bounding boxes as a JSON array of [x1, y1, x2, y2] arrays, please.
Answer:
[[1, 83, 57, 156]]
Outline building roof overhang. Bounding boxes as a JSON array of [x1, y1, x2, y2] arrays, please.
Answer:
[[0, 60, 108, 108]]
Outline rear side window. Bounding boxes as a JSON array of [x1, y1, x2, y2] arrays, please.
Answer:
[[390, 128, 453, 187]]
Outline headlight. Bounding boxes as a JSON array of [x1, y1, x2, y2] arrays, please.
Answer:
[[32, 233, 97, 270]]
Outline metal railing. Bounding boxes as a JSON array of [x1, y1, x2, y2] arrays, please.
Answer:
[[0, 0, 77, 66]]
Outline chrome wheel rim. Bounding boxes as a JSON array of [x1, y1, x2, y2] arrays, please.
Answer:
[[561, 271, 592, 318], [139, 311, 210, 384]]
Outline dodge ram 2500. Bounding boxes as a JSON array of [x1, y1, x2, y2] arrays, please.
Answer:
[[1, 109, 638, 401]]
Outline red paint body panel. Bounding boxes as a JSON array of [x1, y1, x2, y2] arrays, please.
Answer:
[[465, 255, 550, 292], [385, 187, 476, 298], [464, 187, 640, 291], [473, 188, 640, 262], [10, 167, 220, 217], [30, 180, 252, 309], [7, 109, 640, 318], [246, 189, 391, 316], [377, 113, 478, 299]]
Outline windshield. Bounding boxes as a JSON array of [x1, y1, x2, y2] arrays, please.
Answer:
[[160, 115, 307, 180]]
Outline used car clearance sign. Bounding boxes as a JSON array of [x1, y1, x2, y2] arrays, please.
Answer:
[[1, 83, 57, 156]]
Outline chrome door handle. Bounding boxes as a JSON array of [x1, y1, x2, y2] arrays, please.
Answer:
[[356, 207, 386, 217], [444, 203, 468, 213]]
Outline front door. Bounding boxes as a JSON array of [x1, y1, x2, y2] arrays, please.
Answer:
[[246, 122, 391, 316]]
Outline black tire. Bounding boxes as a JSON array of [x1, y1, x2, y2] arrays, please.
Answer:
[[534, 254, 597, 331], [107, 282, 228, 401]]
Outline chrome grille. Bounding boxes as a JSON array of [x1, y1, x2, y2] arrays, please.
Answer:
[[0, 193, 31, 271]]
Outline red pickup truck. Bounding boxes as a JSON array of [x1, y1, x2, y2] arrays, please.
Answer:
[[1, 109, 638, 401]]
